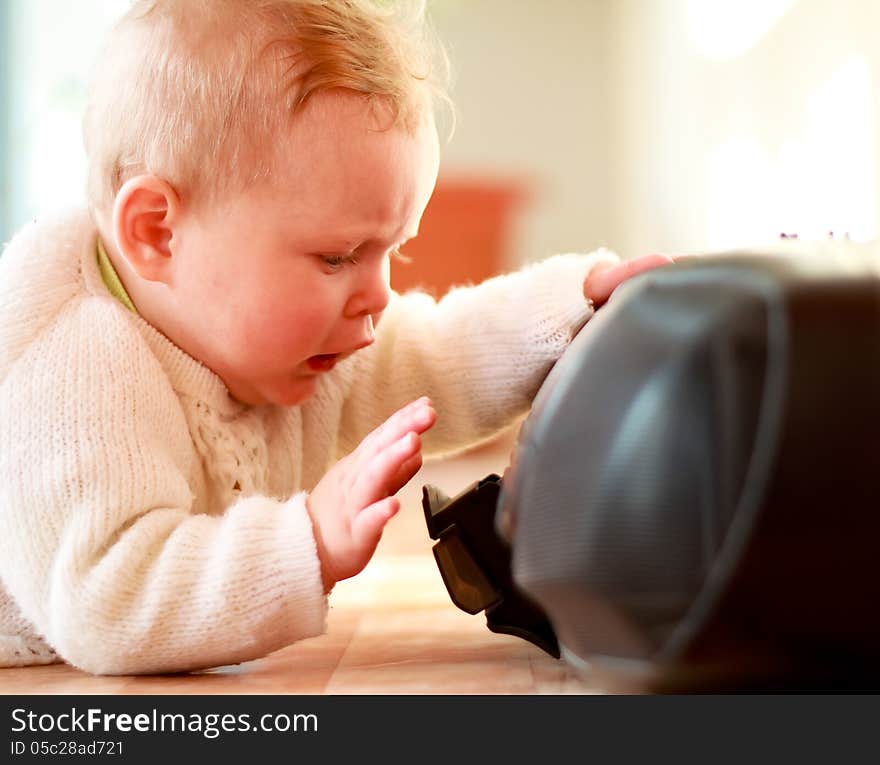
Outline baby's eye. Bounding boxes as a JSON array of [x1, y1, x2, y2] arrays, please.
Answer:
[[321, 254, 359, 271]]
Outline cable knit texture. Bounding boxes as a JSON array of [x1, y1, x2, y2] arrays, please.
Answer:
[[0, 208, 617, 674]]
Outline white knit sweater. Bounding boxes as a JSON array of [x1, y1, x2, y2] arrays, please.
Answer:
[[0, 209, 616, 675]]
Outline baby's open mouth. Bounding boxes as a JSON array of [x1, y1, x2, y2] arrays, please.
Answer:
[[306, 354, 338, 372]]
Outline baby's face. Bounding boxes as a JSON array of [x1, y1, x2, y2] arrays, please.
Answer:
[[167, 92, 440, 406]]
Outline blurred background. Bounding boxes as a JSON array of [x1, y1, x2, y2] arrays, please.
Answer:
[[2, 0, 880, 291], [2, 2, 880, 674]]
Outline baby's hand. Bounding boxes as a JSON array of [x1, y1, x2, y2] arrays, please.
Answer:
[[583, 253, 674, 308], [306, 397, 437, 592]]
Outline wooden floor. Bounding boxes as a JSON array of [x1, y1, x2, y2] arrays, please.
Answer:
[[0, 425, 608, 695]]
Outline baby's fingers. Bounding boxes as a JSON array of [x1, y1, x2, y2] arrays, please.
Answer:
[[584, 253, 674, 307], [357, 397, 435, 457], [353, 431, 422, 506], [390, 450, 424, 492], [351, 496, 400, 554]]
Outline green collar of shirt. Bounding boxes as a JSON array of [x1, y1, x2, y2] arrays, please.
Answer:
[[96, 238, 138, 314]]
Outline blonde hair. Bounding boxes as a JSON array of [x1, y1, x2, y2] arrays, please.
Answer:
[[83, 0, 451, 213]]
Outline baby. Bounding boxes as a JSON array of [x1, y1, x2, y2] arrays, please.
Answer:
[[0, 0, 668, 674]]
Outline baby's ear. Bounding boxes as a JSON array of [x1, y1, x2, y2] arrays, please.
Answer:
[[112, 175, 180, 283]]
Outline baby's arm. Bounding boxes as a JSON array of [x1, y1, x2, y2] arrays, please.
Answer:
[[336, 249, 619, 456], [0, 302, 325, 675]]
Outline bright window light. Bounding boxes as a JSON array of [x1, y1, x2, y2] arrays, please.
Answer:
[[704, 56, 877, 249], [704, 137, 774, 251], [5, 1, 127, 237], [687, 0, 796, 61], [777, 56, 877, 242]]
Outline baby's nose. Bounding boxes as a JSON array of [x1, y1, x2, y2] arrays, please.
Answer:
[[345, 268, 391, 318], [352, 315, 376, 350]]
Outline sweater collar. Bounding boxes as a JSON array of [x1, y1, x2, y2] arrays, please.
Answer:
[[96, 237, 138, 314]]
